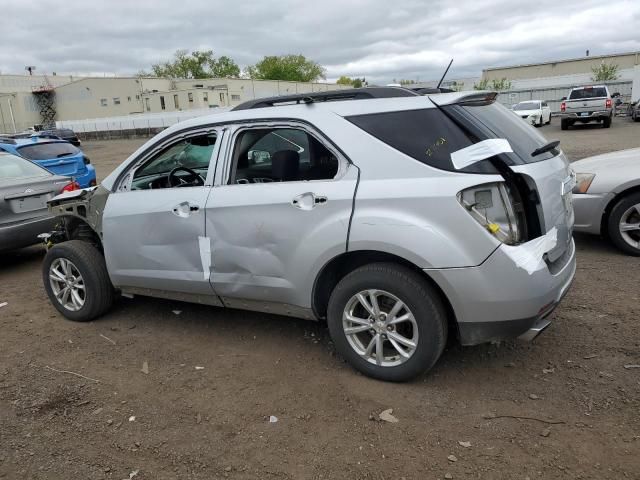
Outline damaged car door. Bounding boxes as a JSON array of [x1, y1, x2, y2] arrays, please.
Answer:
[[205, 123, 358, 314], [102, 130, 223, 300]]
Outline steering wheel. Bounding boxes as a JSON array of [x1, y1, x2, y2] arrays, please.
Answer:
[[168, 166, 205, 188]]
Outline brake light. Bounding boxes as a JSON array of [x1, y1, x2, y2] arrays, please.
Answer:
[[62, 181, 80, 193], [560, 102, 566, 112], [606, 98, 612, 108]]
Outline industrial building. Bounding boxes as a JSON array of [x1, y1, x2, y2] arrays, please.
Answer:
[[0, 74, 351, 133], [482, 51, 640, 89]]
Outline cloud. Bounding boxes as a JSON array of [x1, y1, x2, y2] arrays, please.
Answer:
[[0, 0, 638, 84]]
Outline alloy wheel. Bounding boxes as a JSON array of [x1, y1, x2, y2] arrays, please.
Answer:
[[49, 258, 86, 312], [619, 203, 640, 250], [342, 289, 419, 367]]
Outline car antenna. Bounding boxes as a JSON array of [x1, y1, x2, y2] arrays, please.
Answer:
[[436, 58, 454, 90]]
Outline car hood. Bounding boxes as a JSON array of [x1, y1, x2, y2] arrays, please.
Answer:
[[572, 147, 640, 172], [572, 148, 640, 194]]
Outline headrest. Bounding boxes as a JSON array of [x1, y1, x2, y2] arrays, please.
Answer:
[[271, 150, 300, 181]]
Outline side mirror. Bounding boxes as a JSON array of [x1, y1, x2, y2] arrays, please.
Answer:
[[611, 92, 621, 98], [248, 150, 271, 163], [560, 96, 567, 101]]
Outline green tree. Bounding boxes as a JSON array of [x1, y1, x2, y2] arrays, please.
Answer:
[[336, 76, 364, 88], [591, 62, 619, 81], [151, 49, 240, 79], [246, 55, 326, 82], [473, 78, 489, 90], [399, 79, 415, 85], [474, 78, 511, 90], [211, 55, 240, 78]]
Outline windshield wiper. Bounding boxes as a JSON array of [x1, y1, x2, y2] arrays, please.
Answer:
[[531, 140, 560, 157], [56, 153, 73, 158]]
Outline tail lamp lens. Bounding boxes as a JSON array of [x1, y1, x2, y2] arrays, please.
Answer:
[[62, 181, 80, 193], [458, 182, 522, 245], [606, 98, 612, 108], [560, 102, 566, 112]]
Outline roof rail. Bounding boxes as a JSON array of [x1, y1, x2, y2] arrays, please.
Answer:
[[231, 87, 419, 111], [0, 136, 17, 144]]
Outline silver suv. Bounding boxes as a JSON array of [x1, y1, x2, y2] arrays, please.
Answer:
[[42, 88, 576, 381]]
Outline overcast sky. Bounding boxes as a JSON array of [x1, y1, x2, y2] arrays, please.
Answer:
[[1, 0, 639, 84]]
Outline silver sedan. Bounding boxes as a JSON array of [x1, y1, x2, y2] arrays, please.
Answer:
[[572, 147, 640, 255]]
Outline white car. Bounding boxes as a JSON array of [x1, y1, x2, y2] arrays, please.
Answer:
[[512, 100, 552, 127]]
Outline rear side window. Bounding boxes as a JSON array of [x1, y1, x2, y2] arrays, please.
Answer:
[[346, 109, 497, 173], [0, 153, 50, 178], [569, 87, 607, 99], [18, 142, 79, 160], [447, 102, 556, 163]]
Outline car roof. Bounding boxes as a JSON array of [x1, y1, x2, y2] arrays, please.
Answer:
[[169, 90, 479, 131]]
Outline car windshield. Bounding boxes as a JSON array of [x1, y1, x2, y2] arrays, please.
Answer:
[[17, 142, 79, 160], [0, 153, 50, 178], [513, 102, 540, 111], [569, 87, 607, 99]]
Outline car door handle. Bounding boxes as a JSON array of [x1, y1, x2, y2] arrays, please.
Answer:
[[172, 201, 200, 218], [292, 192, 327, 210]]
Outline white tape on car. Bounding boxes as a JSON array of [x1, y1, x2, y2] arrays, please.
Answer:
[[198, 236, 212, 280], [450, 139, 513, 170], [502, 227, 558, 275]]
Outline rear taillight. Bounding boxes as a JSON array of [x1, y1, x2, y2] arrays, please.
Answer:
[[83, 155, 90, 164], [62, 181, 80, 193], [458, 182, 522, 245], [560, 102, 566, 112], [605, 98, 612, 108]]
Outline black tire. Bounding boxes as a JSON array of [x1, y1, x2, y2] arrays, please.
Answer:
[[42, 240, 114, 321], [561, 118, 569, 130], [546, 115, 551, 125], [607, 193, 640, 256], [603, 115, 612, 128], [327, 262, 447, 382], [537, 115, 543, 127]]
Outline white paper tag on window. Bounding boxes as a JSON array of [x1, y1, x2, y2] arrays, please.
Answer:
[[450, 139, 513, 170]]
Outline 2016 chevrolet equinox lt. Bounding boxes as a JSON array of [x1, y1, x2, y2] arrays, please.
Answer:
[[41, 88, 576, 381]]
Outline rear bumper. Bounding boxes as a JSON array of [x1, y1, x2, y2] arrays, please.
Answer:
[[426, 237, 576, 346], [0, 215, 56, 252], [73, 165, 96, 188], [561, 110, 611, 120], [572, 192, 613, 235]]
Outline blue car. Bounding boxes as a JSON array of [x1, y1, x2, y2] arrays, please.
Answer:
[[0, 136, 96, 188]]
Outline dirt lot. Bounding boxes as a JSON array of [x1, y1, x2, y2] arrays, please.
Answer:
[[1, 116, 640, 479]]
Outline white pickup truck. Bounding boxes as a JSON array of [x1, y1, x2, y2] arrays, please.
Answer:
[[560, 85, 613, 130]]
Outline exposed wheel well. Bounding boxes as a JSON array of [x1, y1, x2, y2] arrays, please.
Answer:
[[600, 185, 640, 238], [59, 216, 103, 251], [312, 250, 459, 340]]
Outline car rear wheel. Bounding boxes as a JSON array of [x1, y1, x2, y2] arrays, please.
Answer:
[[561, 119, 569, 130], [327, 263, 447, 382], [603, 115, 612, 128], [607, 193, 640, 256], [43, 240, 114, 321]]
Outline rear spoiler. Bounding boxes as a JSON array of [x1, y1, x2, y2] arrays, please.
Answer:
[[431, 91, 498, 107]]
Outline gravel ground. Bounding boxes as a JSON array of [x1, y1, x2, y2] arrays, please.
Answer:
[[1, 115, 639, 479]]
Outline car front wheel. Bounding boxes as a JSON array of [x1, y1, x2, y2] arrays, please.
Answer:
[[607, 193, 640, 256], [327, 263, 447, 382], [42, 240, 114, 321]]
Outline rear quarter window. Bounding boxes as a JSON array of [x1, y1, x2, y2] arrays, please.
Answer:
[[345, 108, 497, 173], [17, 142, 79, 160]]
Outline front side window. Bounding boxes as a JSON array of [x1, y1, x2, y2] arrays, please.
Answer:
[[130, 133, 217, 190], [230, 127, 339, 184]]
